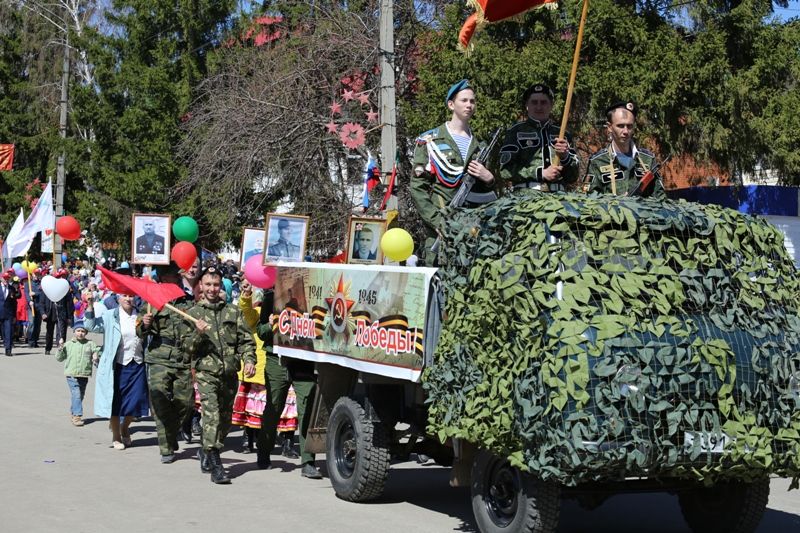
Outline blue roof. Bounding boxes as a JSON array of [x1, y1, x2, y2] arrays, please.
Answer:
[[668, 186, 800, 217]]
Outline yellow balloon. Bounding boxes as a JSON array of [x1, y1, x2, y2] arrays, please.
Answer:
[[21, 260, 38, 273], [380, 228, 414, 262]]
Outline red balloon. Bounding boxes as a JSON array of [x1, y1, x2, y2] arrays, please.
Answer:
[[55, 215, 81, 240], [171, 241, 198, 271]]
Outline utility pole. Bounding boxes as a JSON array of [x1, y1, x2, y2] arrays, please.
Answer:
[[54, 15, 69, 268], [379, 0, 396, 180]]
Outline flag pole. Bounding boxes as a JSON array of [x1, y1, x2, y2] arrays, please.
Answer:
[[554, 0, 590, 166], [164, 303, 198, 324], [25, 255, 34, 318]]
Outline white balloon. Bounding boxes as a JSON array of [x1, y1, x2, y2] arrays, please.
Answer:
[[41, 275, 70, 302]]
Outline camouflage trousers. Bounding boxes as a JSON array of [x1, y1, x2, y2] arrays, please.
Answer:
[[196, 370, 238, 452], [146, 363, 193, 456]]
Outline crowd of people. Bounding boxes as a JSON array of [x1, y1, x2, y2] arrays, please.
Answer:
[[1, 256, 310, 485]]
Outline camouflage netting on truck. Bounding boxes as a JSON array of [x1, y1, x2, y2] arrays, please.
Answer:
[[423, 191, 800, 487]]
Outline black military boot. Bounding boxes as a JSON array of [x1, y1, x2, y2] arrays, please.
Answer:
[[208, 449, 231, 484], [197, 448, 211, 473]]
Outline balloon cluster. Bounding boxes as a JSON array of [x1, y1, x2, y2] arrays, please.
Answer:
[[170, 216, 199, 270]]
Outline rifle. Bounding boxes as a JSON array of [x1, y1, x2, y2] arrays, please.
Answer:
[[629, 154, 672, 197], [430, 128, 503, 254]]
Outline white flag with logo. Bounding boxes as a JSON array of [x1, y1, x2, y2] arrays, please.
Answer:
[[9, 180, 54, 257]]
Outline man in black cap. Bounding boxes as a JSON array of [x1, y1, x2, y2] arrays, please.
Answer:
[[138, 262, 195, 464], [267, 219, 300, 259], [410, 78, 496, 265], [499, 83, 580, 192], [584, 101, 665, 198]]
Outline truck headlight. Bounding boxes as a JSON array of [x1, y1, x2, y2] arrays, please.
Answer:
[[616, 364, 642, 397]]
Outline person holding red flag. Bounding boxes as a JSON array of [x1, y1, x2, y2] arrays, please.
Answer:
[[181, 266, 257, 484], [137, 262, 196, 464]]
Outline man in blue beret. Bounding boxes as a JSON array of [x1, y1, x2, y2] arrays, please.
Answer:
[[410, 79, 497, 265], [584, 101, 665, 199], [499, 83, 580, 192]]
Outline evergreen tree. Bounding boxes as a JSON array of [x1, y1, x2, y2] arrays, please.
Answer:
[[70, 0, 236, 248]]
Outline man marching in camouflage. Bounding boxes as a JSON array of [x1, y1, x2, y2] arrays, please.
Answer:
[[139, 263, 194, 464], [499, 83, 580, 191], [584, 101, 665, 199], [181, 266, 256, 484]]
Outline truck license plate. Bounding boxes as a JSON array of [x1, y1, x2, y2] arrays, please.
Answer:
[[683, 431, 733, 453]]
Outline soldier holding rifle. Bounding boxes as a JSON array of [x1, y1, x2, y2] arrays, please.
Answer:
[[584, 101, 666, 199], [410, 79, 497, 265]]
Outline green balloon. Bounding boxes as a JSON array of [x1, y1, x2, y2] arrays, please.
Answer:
[[172, 216, 199, 243]]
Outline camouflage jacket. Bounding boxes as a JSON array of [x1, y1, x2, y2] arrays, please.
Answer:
[[181, 299, 257, 376], [410, 122, 495, 237], [137, 296, 193, 368], [499, 118, 579, 188], [585, 144, 665, 199]]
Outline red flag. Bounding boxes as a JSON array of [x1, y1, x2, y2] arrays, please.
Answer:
[[379, 163, 397, 211], [0, 144, 14, 171], [459, 0, 559, 50], [97, 265, 186, 311]]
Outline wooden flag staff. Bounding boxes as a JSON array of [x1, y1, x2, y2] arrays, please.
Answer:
[[553, 0, 590, 171]]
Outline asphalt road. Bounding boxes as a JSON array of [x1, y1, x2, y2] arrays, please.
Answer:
[[1, 340, 798, 533]]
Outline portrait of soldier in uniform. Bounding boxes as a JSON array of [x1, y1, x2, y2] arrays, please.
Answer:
[[264, 213, 309, 263], [240, 227, 267, 265], [347, 217, 385, 265], [131, 213, 171, 265]]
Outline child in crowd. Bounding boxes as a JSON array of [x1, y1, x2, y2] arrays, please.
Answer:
[[56, 321, 101, 426]]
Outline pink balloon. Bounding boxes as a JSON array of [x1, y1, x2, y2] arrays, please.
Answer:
[[244, 255, 277, 289]]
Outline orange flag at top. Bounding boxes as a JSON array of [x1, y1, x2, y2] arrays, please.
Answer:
[[459, 0, 559, 50], [0, 144, 14, 171]]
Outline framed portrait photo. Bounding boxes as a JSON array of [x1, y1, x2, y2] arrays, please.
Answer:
[[240, 226, 267, 267], [264, 213, 309, 263], [131, 213, 171, 265], [346, 216, 386, 265]]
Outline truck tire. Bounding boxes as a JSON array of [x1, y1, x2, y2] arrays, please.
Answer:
[[471, 449, 560, 533], [326, 396, 391, 502], [678, 478, 770, 533]]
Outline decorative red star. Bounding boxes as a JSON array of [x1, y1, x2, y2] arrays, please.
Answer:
[[339, 122, 366, 150], [366, 109, 379, 123], [329, 101, 342, 115], [342, 89, 355, 102], [325, 121, 338, 134], [357, 92, 370, 105], [324, 275, 355, 316]]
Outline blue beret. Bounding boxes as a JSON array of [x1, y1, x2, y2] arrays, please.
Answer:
[[446, 79, 472, 105]]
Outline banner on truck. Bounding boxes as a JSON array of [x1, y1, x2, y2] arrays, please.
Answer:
[[272, 263, 436, 382]]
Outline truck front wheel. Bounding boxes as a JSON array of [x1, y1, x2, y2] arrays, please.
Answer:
[[678, 478, 770, 533], [326, 396, 391, 502], [470, 449, 560, 533]]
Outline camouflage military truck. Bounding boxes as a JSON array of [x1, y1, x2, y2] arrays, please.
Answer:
[[272, 191, 800, 533]]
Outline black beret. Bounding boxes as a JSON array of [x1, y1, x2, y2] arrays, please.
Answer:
[[606, 101, 638, 117], [523, 83, 555, 103]]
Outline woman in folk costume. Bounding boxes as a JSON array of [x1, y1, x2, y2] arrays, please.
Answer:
[[232, 279, 268, 453], [410, 79, 496, 265]]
